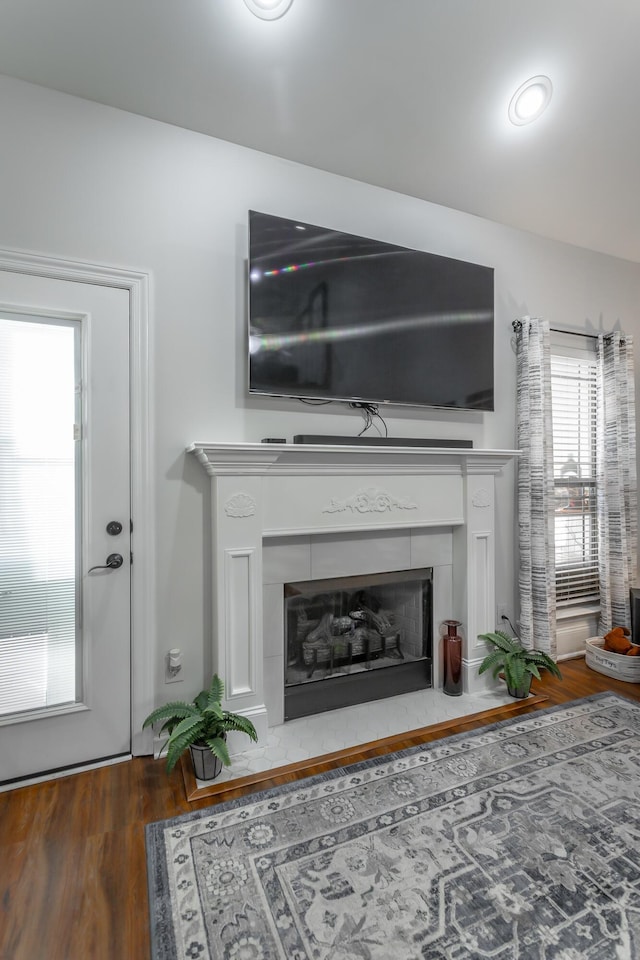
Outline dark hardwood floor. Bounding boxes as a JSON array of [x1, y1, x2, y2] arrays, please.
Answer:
[[1, 658, 639, 960]]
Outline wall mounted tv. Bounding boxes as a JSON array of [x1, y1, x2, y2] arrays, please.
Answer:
[[248, 211, 494, 411]]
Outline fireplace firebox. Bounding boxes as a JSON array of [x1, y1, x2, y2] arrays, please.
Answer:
[[284, 568, 432, 720]]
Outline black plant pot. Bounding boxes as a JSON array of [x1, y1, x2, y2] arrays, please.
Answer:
[[507, 675, 532, 699], [190, 743, 223, 781]]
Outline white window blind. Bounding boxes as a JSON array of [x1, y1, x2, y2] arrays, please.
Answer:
[[550, 348, 598, 605], [0, 313, 80, 718]]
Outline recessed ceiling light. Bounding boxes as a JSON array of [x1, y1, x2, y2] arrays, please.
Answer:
[[508, 75, 553, 126], [243, 0, 294, 20]]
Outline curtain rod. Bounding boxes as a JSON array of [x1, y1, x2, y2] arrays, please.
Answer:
[[512, 320, 625, 341], [550, 326, 599, 340]]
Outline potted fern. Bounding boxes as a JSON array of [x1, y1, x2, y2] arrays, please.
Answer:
[[142, 673, 258, 780], [478, 630, 562, 698]]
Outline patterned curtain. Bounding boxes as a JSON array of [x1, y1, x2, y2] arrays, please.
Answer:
[[596, 333, 638, 632], [514, 317, 557, 655]]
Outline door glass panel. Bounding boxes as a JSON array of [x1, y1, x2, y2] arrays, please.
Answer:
[[0, 313, 80, 718]]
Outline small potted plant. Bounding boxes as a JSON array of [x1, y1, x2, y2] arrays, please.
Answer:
[[142, 673, 258, 780], [478, 630, 562, 698]]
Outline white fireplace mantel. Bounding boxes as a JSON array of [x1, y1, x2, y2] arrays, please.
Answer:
[[189, 442, 519, 741], [188, 441, 517, 478]]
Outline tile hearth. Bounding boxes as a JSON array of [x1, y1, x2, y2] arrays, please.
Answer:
[[195, 686, 519, 790]]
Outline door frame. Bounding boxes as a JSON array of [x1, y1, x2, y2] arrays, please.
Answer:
[[0, 247, 155, 755]]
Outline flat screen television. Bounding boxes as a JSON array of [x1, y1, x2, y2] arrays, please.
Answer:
[[248, 211, 494, 411]]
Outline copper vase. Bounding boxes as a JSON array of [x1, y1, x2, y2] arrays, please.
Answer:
[[443, 619, 463, 696]]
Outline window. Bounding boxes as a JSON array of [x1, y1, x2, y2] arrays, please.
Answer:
[[0, 312, 81, 717], [551, 341, 598, 606]]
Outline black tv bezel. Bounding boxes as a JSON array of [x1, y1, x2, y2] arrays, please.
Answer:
[[247, 211, 495, 413]]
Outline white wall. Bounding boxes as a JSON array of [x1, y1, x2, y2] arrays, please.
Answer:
[[2, 75, 640, 711]]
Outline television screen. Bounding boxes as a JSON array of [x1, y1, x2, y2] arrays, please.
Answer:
[[248, 211, 494, 411]]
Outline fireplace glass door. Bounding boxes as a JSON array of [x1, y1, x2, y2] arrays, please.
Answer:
[[284, 568, 432, 720]]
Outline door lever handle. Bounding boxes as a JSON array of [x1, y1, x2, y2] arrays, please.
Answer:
[[88, 553, 124, 573]]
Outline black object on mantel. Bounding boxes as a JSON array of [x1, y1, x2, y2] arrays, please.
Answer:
[[292, 435, 473, 448]]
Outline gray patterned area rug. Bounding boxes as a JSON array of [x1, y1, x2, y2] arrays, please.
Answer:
[[146, 693, 640, 960]]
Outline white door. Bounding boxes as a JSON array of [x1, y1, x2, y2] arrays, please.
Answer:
[[0, 271, 131, 784]]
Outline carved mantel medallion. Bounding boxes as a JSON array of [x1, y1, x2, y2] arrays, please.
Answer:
[[224, 492, 257, 518], [323, 487, 418, 515]]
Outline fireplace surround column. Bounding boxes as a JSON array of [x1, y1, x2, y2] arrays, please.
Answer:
[[210, 473, 267, 741]]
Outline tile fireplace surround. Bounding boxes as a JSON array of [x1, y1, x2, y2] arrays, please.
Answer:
[[188, 442, 518, 752]]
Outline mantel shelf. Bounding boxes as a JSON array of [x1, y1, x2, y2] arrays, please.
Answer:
[[187, 441, 520, 477]]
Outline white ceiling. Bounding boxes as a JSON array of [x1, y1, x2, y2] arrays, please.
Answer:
[[1, 0, 639, 262]]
